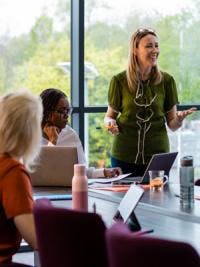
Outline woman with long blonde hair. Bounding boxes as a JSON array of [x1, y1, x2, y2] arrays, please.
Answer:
[[104, 28, 196, 180], [0, 89, 42, 263]]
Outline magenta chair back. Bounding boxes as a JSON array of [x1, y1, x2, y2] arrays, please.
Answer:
[[106, 222, 200, 267], [33, 199, 108, 267]]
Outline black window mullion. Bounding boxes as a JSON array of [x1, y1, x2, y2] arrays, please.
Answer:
[[71, 0, 85, 146]]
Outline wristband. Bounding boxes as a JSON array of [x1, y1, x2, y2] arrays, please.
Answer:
[[104, 117, 116, 126]]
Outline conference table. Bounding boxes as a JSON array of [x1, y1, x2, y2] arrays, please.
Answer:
[[33, 182, 200, 255]]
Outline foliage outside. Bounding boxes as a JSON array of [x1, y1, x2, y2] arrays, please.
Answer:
[[1, 0, 200, 167]]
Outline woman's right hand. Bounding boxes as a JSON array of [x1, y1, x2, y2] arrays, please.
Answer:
[[104, 117, 119, 135], [43, 123, 60, 145]]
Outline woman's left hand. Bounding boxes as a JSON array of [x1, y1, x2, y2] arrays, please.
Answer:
[[104, 167, 122, 178], [177, 107, 197, 123]]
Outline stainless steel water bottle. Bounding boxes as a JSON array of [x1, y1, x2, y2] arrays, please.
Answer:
[[180, 156, 194, 207]]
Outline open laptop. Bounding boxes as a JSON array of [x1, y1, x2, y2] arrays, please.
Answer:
[[30, 146, 78, 187], [122, 152, 178, 184]]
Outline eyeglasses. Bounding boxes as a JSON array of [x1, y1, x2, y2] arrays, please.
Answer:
[[134, 28, 156, 41], [52, 108, 72, 116], [136, 28, 156, 34]]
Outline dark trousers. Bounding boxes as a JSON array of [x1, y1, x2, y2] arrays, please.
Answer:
[[111, 156, 147, 177]]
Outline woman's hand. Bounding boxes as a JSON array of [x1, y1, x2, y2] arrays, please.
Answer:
[[167, 106, 197, 131], [176, 107, 197, 123], [104, 167, 122, 178], [43, 123, 61, 145], [104, 117, 120, 135]]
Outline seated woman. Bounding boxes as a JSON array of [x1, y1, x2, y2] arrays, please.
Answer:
[[0, 90, 42, 263], [40, 88, 122, 178]]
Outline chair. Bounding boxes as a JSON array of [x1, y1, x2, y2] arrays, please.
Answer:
[[106, 222, 200, 267], [33, 198, 108, 267]]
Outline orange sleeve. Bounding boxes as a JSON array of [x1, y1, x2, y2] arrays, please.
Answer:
[[2, 165, 33, 219]]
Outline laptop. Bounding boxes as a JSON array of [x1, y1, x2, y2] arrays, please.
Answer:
[[30, 146, 78, 187], [123, 152, 178, 184]]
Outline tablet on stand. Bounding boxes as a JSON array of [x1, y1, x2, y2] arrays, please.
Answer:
[[113, 185, 153, 233]]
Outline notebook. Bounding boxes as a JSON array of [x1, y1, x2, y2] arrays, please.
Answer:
[[123, 152, 178, 184], [30, 146, 78, 187]]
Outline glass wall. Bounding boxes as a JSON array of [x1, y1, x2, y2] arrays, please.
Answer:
[[1, 0, 200, 178], [0, 0, 70, 97], [85, 0, 200, 177], [86, 113, 113, 167]]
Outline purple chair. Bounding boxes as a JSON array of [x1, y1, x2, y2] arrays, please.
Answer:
[[33, 198, 108, 267], [106, 222, 200, 267]]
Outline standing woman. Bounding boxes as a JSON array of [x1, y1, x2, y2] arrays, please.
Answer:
[[104, 28, 196, 179], [0, 90, 42, 263]]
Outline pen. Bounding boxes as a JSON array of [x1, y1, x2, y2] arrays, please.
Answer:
[[112, 181, 133, 185], [93, 202, 96, 213], [175, 193, 200, 200], [135, 229, 154, 236], [105, 125, 118, 129], [174, 194, 180, 198]]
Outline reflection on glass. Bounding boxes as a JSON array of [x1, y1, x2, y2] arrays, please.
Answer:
[[85, 0, 200, 106], [85, 0, 200, 179], [168, 116, 200, 182], [0, 0, 70, 97], [86, 113, 113, 168]]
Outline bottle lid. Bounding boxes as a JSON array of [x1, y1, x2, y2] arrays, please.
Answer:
[[74, 164, 86, 176], [180, 156, 193, 167]]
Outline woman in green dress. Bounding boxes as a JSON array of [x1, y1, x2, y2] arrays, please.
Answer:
[[104, 28, 196, 179]]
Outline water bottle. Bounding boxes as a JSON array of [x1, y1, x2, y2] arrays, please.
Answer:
[[179, 156, 194, 208], [72, 164, 88, 211]]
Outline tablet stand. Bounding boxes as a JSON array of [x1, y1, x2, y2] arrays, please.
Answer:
[[114, 210, 141, 232]]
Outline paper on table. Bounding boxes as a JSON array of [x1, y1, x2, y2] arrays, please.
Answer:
[[90, 185, 130, 192], [88, 173, 132, 184]]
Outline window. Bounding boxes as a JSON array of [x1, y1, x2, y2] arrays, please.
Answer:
[[84, 0, 200, 177], [0, 0, 70, 97]]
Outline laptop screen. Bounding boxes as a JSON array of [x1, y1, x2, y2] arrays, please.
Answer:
[[123, 152, 178, 184], [30, 146, 78, 187], [141, 152, 178, 184]]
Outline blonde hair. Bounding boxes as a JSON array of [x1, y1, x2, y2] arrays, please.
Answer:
[[126, 29, 162, 93], [0, 89, 43, 171]]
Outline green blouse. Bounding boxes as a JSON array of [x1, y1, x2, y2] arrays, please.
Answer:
[[108, 70, 178, 165]]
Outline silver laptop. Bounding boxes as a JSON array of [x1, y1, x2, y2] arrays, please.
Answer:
[[124, 152, 178, 184], [30, 146, 78, 187]]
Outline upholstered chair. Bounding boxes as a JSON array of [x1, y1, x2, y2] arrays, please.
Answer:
[[33, 198, 108, 267], [106, 222, 200, 267]]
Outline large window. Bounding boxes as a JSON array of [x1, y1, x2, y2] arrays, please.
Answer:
[[1, 0, 200, 177], [0, 0, 70, 97], [84, 0, 200, 176]]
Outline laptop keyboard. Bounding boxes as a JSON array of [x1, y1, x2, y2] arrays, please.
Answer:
[[113, 176, 143, 185], [124, 176, 143, 183]]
